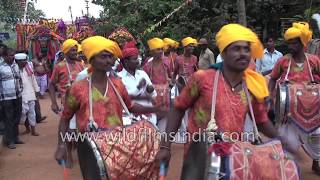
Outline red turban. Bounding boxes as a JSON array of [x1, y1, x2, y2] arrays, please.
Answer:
[[122, 41, 139, 59]]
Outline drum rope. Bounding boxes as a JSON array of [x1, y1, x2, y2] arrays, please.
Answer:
[[206, 70, 219, 132], [272, 145, 286, 180], [108, 78, 131, 115], [87, 77, 99, 131], [285, 54, 314, 82], [243, 82, 262, 143]]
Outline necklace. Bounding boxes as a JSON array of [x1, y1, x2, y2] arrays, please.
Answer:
[[222, 72, 243, 92], [223, 78, 243, 106]]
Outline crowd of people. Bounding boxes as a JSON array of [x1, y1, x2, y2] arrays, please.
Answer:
[[0, 21, 319, 179]]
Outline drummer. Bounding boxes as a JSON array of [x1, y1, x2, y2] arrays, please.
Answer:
[[155, 24, 299, 179], [54, 36, 164, 167], [268, 22, 320, 175], [172, 37, 198, 84], [118, 41, 157, 126]]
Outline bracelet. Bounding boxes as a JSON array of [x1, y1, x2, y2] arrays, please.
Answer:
[[160, 145, 171, 151]]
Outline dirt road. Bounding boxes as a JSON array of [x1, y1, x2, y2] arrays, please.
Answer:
[[0, 97, 318, 180]]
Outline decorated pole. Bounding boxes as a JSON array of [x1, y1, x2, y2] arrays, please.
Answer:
[[142, 0, 192, 35], [23, 0, 29, 24]]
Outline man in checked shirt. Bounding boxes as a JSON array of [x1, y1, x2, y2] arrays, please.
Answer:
[[0, 47, 24, 149]]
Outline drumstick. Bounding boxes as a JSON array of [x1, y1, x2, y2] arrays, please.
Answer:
[[63, 168, 70, 180], [59, 160, 70, 180], [159, 162, 167, 180]]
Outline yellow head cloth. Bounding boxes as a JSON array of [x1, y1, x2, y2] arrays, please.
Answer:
[[81, 36, 122, 62], [181, 37, 197, 47], [164, 38, 179, 50], [244, 69, 269, 102], [148, 38, 165, 51], [61, 39, 79, 54], [216, 24, 268, 102], [77, 45, 82, 53], [284, 22, 312, 47], [216, 24, 264, 59], [174, 41, 179, 49]]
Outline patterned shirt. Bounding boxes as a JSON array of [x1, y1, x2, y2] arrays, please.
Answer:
[[165, 52, 178, 74], [61, 77, 133, 132], [174, 55, 198, 80], [0, 61, 22, 101], [270, 54, 320, 83], [175, 69, 268, 136], [50, 60, 84, 96], [143, 58, 171, 85]]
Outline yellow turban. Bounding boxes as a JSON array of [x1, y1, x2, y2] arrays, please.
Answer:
[[77, 45, 82, 53], [181, 37, 197, 47], [61, 39, 79, 54], [215, 24, 268, 102], [216, 24, 264, 59], [284, 22, 312, 47], [81, 36, 122, 62], [164, 38, 179, 50], [148, 38, 165, 51]]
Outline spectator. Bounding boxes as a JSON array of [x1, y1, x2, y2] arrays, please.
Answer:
[[198, 38, 215, 69], [0, 48, 24, 149], [15, 53, 40, 136], [256, 37, 283, 76]]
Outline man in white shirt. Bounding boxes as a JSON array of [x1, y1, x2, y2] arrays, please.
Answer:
[[118, 42, 157, 126], [15, 53, 40, 136], [256, 37, 283, 75]]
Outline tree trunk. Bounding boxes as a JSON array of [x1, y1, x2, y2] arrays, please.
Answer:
[[237, 0, 247, 26]]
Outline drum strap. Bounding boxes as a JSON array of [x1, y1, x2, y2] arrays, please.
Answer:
[[206, 70, 261, 142], [88, 77, 99, 131], [285, 54, 314, 82], [87, 76, 132, 131], [206, 70, 220, 131], [243, 82, 262, 142], [108, 78, 131, 115]]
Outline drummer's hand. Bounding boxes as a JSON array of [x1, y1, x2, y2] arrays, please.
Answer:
[[155, 148, 171, 167], [137, 78, 147, 90], [279, 137, 303, 163], [54, 144, 67, 166], [51, 103, 61, 114], [146, 85, 155, 94]]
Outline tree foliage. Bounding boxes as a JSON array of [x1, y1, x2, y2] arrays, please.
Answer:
[[0, 0, 45, 29], [93, 0, 320, 44]]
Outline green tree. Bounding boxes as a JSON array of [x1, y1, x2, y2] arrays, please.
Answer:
[[0, 0, 45, 29], [92, 0, 319, 45]]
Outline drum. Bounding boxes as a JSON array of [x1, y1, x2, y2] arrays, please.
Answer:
[[77, 120, 160, 180], [275, 83, 288, 126], [204, 140, 300, 180]]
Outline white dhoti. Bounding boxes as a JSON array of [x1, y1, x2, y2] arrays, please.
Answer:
[[279, 121, 320, 160], [21, 100, 36, 126]]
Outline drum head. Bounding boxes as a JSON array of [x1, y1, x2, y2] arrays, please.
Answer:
[[275, 84, 287, 126], [77, 138, 109, 180]]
